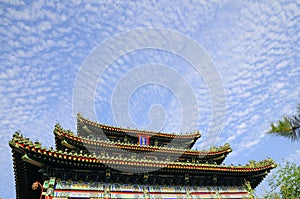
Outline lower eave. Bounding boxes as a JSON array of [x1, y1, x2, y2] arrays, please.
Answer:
[[9, 142, 275, 189]]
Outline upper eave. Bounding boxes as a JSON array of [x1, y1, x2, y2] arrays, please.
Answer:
[[77, 113, 201, 140]]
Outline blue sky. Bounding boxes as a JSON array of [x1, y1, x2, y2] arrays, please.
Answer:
[[1, 0, 299, 198]]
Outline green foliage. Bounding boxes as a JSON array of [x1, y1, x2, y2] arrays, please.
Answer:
[[262, 161, 300, 199], [268, 104, 300, 141], [262, 193, 282, 199]]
